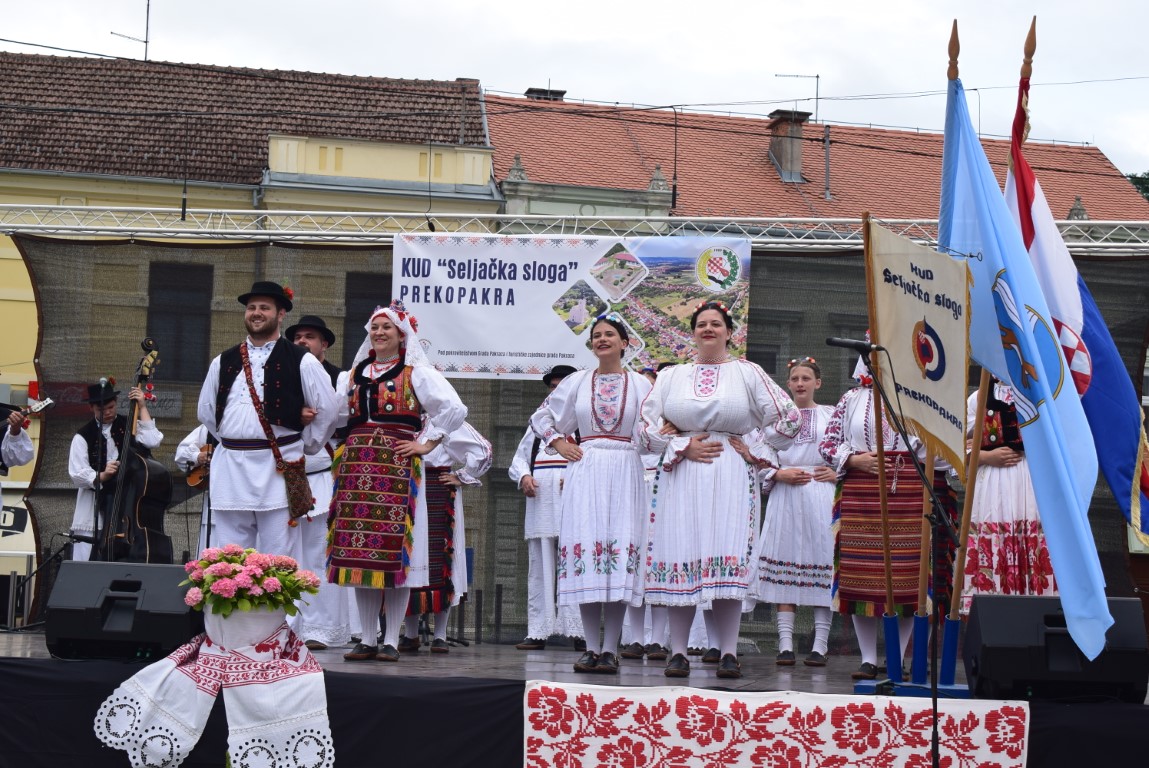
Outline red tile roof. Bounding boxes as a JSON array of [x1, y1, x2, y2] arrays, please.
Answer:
[[0, 53, 488, 186], [485, 95, 1149, 221]]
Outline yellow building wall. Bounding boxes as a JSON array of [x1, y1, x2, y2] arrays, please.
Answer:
[[269, 136, 493, 187]]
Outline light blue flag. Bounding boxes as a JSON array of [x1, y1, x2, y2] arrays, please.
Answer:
[[938, 78, 1112, 659]]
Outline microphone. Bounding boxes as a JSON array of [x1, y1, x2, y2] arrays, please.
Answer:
[[825, 337, 885, 353], [63, 532, 96, 544]]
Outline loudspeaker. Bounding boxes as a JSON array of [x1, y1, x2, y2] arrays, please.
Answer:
[[964, 595, 1149, 703], [46, 561, 204, 660]]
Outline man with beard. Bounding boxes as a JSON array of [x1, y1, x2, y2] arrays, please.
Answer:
[[196, 282, 338, 556]]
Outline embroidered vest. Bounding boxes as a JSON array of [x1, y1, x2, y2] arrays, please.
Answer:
[[980, 390, 1024, 453], [216, 338, 307, 430], [347, 357, 422, 431]]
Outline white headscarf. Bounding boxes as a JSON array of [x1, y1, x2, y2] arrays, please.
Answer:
[[350, 299, 432, 371]]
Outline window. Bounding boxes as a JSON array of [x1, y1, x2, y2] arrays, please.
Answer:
[[147, 264, 213, 382], [341, 271, 392, 370]]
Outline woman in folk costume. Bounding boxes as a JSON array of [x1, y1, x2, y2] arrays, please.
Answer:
[[399, 420, 492, 653], [329, 301, 467, 663], [641, 300, 802, 680], [818, 352, 957, 680], [960, 378, 1056, 613], [739, 357, 836, 667], [530, 312, 652, 674]]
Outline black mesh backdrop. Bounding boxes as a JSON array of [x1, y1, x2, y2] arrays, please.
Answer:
[[14, 235, 1149, 649]]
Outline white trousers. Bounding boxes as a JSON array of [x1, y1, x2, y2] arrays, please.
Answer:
[[286, 471, 351, 646], [212, 505, 294, 556], [526, 536, 558, 640]]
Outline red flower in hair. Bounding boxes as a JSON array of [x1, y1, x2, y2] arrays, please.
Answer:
[[283, 285, 295, 301]]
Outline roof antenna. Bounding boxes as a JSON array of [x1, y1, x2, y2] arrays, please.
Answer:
[[111, 0, 151, 60], [425, 136, 436, 232], [670, 107, 679, 211]]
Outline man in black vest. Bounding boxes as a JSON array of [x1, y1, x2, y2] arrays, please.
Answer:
[[195, 282, 338, 556], [284, 313, 351, 649], [67, 380, 162, 560]]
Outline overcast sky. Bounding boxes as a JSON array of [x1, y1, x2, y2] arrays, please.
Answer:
[[4, 1, 1147, 176]]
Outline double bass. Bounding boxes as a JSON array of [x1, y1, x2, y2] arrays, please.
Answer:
[[94, 338, 174, 564]]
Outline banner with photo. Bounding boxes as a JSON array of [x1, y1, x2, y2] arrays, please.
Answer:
[[393, 234, 750, 379], [866, 221, 970, 480]]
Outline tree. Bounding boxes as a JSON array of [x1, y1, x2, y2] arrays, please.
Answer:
[[1127, 172, 1149, 201]]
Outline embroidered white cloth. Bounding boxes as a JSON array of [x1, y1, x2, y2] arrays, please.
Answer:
[[524, 681, 1028, 768], [94, 611, 333, 768]]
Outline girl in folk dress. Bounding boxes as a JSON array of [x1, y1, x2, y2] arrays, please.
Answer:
[[961, 380, 1056, 614], [329, 301, 467, 663], [739, 358, 836, 667], [641, 301, 801, 680], [531, 313, 652, 674]]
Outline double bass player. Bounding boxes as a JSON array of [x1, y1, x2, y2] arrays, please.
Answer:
[[67, 380, 163, 561]]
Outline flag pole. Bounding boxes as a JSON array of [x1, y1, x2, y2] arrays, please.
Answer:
[[911, 454, 936, 684], [863, 213, 902, 681]]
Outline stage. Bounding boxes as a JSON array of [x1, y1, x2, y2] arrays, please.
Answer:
[[0, 629, 1146, 767]]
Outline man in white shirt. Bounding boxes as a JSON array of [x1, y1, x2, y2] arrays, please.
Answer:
[[1, 407, 35, 494], [67, 380, 162, 561], [196, 282, 338, 557]]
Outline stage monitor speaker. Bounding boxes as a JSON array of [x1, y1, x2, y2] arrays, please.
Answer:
[[46, 561, 204, 660], [964, 594, 1149, 703]]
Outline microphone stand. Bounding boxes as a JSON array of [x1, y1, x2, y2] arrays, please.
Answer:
[[858, 349, 959, 768]]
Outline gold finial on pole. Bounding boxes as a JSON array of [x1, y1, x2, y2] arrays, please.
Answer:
[[1021, 16, 1036, 79], [947, 20, 960, 81]]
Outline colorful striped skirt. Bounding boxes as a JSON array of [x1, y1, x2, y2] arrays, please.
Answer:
[[408, 465, 456, 615], [832, 453, 956, 617]]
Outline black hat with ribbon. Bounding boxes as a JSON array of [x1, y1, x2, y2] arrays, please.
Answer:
[[284, 315, 336, 347], [238, 281, 294, 312]]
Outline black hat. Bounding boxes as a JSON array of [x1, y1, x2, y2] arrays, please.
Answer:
[[86, 380, 120, 404], [238, 281, 293, 312], [284, 315, 336, 347], [542, 365, 578, 387]]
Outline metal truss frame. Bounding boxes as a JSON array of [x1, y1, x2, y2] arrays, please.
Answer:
[[1, 205, 1148, 255]]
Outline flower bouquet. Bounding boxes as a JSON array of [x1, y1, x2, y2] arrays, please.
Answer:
[[181, 544, 321, 617]]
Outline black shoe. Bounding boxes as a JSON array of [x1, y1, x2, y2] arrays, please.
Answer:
[[686, 646, 704, 656], [595, 651, 620, 673], [573, 638, 587, 652], [397, 636, 421, 653], [664, 653, 691, 678], [430, 638, 449, 654], [775, 650, 796, 666], [304, 639, 328, 651], [804, 651, 828, 667], [573, 650, 599, 673], [376, 644, 400, 662], [515, 638, 547, 650], [619, 642, 645, 660], [716, 653, 742, 679], [350, 635, 362, 644], [852, 662, 878, 680], [701, 647, 721, 664], [645, 643, 668, 661], [343, 643, 378, 661]]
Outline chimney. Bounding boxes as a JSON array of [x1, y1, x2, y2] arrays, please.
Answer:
[[1067, 195, 1090, 220], [524, 87, 566, 102], [767, 109, 811, 183]]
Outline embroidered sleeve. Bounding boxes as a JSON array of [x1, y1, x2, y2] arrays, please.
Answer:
[[412, 367, 468, 443], [446, 422, 493, 486], [743, 361, 801, 447], [639, 370, 672, 455], [819, 389, 858, 476], [661, 435, 691, 473], [530, 372, 582, 449]]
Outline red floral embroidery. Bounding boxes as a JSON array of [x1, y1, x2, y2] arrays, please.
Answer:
[[526, 683, 1029, 768]]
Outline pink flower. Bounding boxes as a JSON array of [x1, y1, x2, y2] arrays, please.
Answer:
[[184, 587, 203, 606], [262, 577, 282, 593], [189, 569, 204, 582], [210, 578, 238, 598], [206, 562, 237, 577], [245, 552, 273, 570], [183, 560, 199, 574], [221, 543, 246, 556], [271, 555, 298, 570], [297, 570, 321, 588], [199, 547, 223, 562], [234, 572, 255, 589], [248, 585, 265, 597]]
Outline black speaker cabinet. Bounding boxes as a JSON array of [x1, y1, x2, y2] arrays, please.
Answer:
[[964, 594, 1149, 703], [46, 561, 204, 660]]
